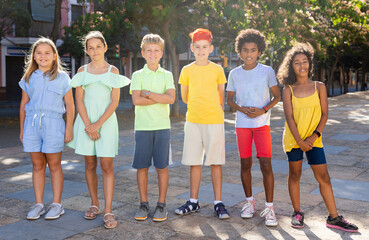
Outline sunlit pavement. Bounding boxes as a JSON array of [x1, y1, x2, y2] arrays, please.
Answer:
[[0, 91, 368, 240]]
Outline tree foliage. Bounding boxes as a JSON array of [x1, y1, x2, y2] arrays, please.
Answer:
[[0, 0, 31, 40], [60, 3, 133, 60]]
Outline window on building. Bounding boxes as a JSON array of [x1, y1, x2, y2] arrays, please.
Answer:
[[71, 4, 83, 22], [30, 0, 55, 22]]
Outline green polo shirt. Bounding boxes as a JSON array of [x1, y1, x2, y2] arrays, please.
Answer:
[[130, 64, 175, 131]]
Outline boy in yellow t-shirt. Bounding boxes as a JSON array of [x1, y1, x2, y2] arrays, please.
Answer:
[[175, 28, 229, 219]]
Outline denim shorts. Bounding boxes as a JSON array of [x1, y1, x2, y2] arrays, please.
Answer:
[[132, 129, 170, 169], [286, 147, 326, 165]]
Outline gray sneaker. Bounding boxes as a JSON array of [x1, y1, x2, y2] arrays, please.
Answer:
[[45, 203, 65, 220], [153, 203, 168, 222], [27, 204, 45, 220], [135, 202, 150, 221]]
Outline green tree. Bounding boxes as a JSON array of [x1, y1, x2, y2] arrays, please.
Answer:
[[0, 0, 31, 40], [60, 4, 133, 66], [123, 0, 205, 117]]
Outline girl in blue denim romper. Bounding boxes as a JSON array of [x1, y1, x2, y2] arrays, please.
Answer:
[[19, 37, 75, 220]]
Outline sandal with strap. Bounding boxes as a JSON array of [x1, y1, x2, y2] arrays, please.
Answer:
[[104, 213, 117, 229], [84, 205, 100, 220]]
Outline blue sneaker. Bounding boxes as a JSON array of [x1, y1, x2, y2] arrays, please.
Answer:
[[45, 203, 65, 220], [27, 204, 45, 220], [175, 200, 200, 215]]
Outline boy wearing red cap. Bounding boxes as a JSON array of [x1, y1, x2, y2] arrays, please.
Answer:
[[175, 28, 229, 219]]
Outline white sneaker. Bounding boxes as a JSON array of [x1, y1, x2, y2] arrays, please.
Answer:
[[260, 206, 278, 227], [240, 199, 255, 218]]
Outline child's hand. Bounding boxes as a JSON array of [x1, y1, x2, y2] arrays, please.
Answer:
[[140, 90, 149, 98], [305, 135, 318, 146], [240, 106, 253, 116], [64, 128, 73, 143], [85, 123, 101, 134], [247, 107, 264, 118], [88, 131, 100, 141], [298, 140, 313, 152], [19, 131, 23, 144]]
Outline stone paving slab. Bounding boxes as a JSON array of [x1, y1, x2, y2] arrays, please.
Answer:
[[4, 180, 90, 203], [0, 209, 103, 240], [176, 182, 264, 207], [323, 145, 349, 154], [252, 159, 310, 174], [330, 133, 369, 142], [311, 178, 369, 202]]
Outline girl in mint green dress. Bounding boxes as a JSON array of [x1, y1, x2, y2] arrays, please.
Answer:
[[67, 31, 130, 229]]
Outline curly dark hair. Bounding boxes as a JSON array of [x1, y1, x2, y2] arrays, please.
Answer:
[[235, 29, 266, 57], [277, 43, 314, 86]]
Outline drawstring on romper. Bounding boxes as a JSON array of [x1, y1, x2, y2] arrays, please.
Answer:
[[39, 113, 45, 128], [31, 114, 37, 127]]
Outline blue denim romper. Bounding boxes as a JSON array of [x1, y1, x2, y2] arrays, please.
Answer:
[[19, 70, 71, 153]]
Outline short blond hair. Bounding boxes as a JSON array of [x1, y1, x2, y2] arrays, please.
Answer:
[[141, 34, 164, 51]]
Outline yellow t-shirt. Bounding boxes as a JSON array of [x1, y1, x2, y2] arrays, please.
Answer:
[[179, 61, 226, 124], [283, 82, 323, 152]]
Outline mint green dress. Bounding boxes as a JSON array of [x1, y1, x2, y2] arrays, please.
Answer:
[[67, 65, 131, 157]]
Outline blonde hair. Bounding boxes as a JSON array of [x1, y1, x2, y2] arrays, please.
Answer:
[[83, 31, 107, 50], [141, 34, 164, 51], [22, 37, 65, 83]]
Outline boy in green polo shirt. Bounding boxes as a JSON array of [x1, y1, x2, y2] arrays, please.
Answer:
[[130, 34, 175, 222]]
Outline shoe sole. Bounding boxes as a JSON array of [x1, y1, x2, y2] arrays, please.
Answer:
[[175, 209, 200, 216], [45, 209, 65, 220], [326, 223, 359, 232], [153, 215, 168, 222], [135, 216, 148, 221], [241, 214, 254, 219], [218, 214, 230, 220], [291, 224, 304, 229], [27, 210, 45, 220], [265, 222, 278, 227]]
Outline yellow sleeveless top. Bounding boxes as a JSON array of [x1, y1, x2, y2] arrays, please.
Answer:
[[283, 82, 323, 152]]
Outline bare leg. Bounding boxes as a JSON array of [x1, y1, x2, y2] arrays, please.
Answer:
[[240, 157, 253, 197], [311, 164, 338, 218], [45, 152, 63, 203], [137, 167, 149, 202], [259, 157, 274, 203], [288, 160, 303, 212], [190, 165, 201, 199], [211, 165, 223, 201], [156, 167, 169, 204], [85, 156, 99, 208], [30, 152, 47, 204], [100, 157, 114, 214]]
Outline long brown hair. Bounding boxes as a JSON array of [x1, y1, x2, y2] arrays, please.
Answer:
[[22, 37, 66, 83], [277, 42, 314, 86]]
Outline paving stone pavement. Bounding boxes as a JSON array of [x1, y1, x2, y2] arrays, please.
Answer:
[[0, 91, 368, 240]]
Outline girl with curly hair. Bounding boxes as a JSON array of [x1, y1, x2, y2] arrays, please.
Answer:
[[278, 43, 358, 232]]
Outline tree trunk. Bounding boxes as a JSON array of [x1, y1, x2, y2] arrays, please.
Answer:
[[361, 59, 368, 91], [328, 58, 339, 97], [161, 20, 179, 117], [51, 0, 62, 43]]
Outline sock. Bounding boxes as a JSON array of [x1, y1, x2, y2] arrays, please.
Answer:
[[157, 202, 166, 207], [140, 201, 149, 206], [52, 203, 62, 207], [265, 202, 273, 208], [246, 196, 255, 202], [35, 203, 44, 207], [214, 200, 222, 205], [189, 198, 198, 204]]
